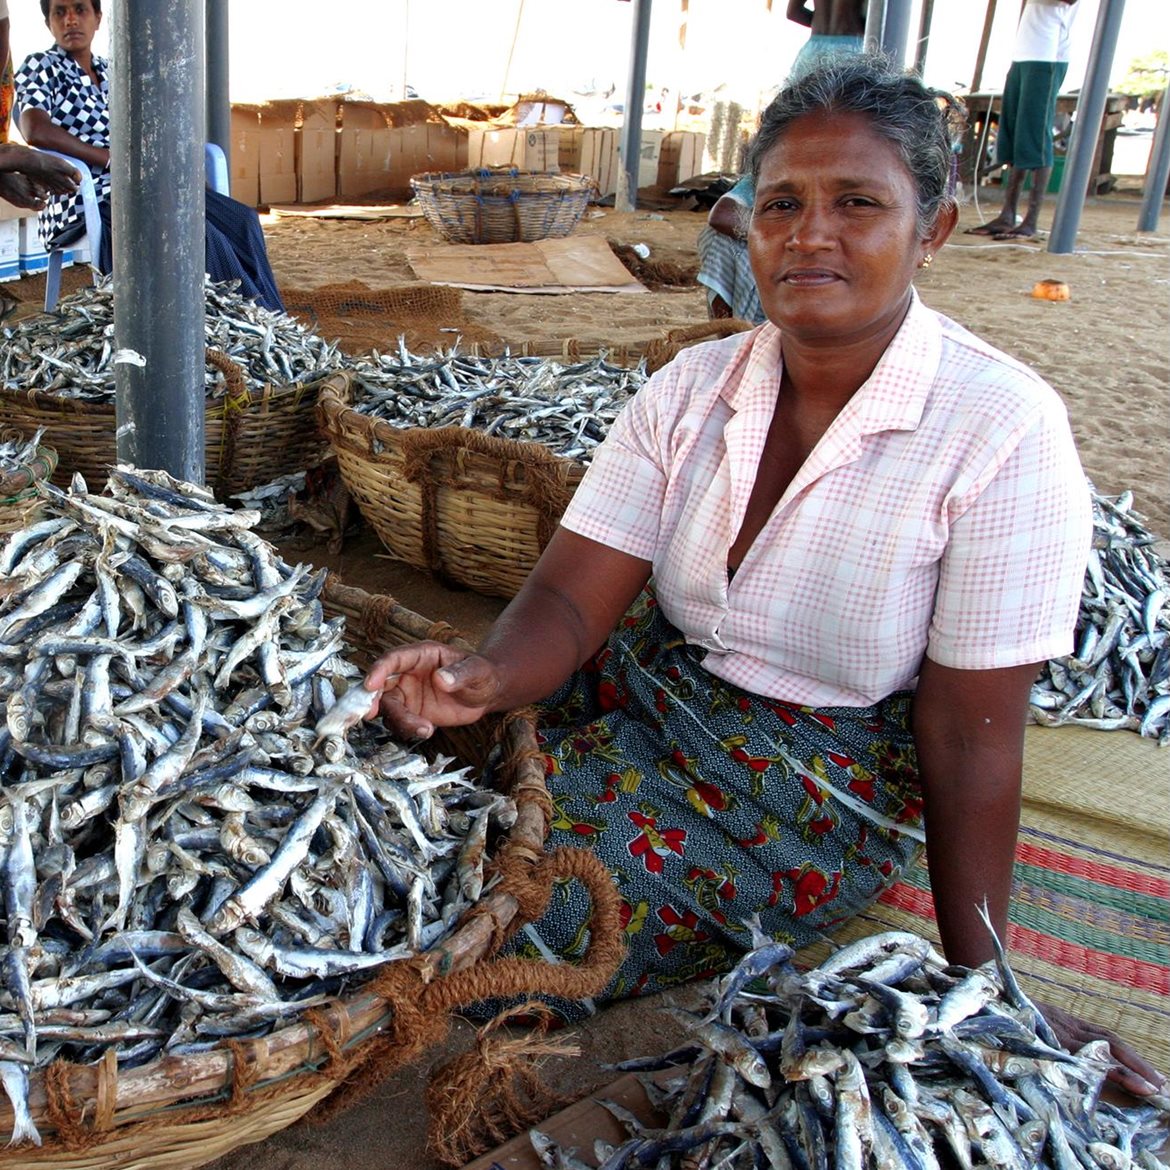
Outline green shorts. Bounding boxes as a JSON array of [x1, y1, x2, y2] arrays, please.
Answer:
[[996, 59, 1068, 171]]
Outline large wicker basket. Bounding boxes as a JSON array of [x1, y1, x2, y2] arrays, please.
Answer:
[[317, 376, 586, 599], [410, 168, 594, 245], [0, 361, 341, 499], [0, 430, 57, 534], [0, 578, 583, 1170]]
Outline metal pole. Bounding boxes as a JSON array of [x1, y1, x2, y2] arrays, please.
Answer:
[[913, 0, 935, 76], [617, 0, 652, 213], [206, 0, 230, 176], [112, 0, 206, 483], [971, 0, 998, 93], [880, 0, 913, 63], [1048, 0, 1126, 254], [1137, 84, 1170, 232], [864, 0, 885, 56]]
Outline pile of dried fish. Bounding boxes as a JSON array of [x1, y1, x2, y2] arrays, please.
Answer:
[[533, 917, 1168, 1170], [0, 280, 343, 401], [0, 469, 507, 1145], [1031, 487, 1169, 744], [0, 428, 46, 477], [348, 341, 646, 462]]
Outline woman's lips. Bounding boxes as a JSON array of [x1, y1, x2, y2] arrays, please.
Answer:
[[782, 269, 839, 285]]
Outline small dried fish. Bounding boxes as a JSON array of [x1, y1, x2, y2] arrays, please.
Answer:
[[0, 467, 507, 1143], [1030, 485, 1170, 744], [556, 921, 1169, 1170], [347, 341, 646, 463]]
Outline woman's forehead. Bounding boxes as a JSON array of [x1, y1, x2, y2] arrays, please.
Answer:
[[757, 112, 906, 177]]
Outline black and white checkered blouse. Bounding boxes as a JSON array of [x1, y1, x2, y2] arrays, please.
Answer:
[[15, 44, 111, 246]]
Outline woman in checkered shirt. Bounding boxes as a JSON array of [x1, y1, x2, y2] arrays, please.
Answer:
[[15, 0, 284, 313], [368, 56, 1159, 1093]]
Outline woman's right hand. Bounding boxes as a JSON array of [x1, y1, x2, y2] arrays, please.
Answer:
[[364, 641, 503, 740]]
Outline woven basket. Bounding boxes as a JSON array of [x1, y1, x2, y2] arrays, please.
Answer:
[[410, 169, 594, 245], [0, 360, 339, 499], [0, 578, 576, 1170], [317, 376, 585, 599], [0, 432, 58, 534]]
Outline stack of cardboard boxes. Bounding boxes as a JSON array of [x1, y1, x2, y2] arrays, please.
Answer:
[[229, 96, 706, 209]]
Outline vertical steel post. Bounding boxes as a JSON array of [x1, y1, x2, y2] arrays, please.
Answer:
[[112, 0, 206, 483], [617, 0, 653, 213], [1048, 0, 1125, 254], [880, 0, 913, 63], [1137, 84, 1170, 232], [206, 0, 230, 176], [913, 0, 935, 76], [863, 0, 886, 56]]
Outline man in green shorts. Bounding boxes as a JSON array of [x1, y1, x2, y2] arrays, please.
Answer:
[[968, 0, 1080, 240]]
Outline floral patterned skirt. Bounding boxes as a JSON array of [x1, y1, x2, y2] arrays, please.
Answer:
[[509, 587, 926, 1016]]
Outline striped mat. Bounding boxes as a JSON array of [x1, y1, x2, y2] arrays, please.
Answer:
[[802, 725, 1170, 1076]]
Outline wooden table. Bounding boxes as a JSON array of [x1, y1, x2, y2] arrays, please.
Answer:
[[957, 90, 1128, 195]]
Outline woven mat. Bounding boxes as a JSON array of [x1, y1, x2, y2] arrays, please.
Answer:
[[807, 725, 1170, 1074]]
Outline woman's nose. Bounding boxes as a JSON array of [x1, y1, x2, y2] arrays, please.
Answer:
[[787, 207, 834, 250]]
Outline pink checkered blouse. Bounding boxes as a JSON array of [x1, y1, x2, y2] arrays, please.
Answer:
[[561, 294, 1091, 707]]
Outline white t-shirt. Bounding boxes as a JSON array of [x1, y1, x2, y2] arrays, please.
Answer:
[[1013, 0, 1080, 63]]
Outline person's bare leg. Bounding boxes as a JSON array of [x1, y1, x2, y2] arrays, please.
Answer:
[[993, 166, 1050, 238], [966, 166, 1026, 235]]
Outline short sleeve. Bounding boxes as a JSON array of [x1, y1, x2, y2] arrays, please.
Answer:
[[927, 398, 1090, 669], [559, 371, 673, 561], [15, 52, 56, 115]]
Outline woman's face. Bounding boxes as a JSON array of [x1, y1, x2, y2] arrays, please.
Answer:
[[47, 0, 101, 55], [748, 110, 951, 349]]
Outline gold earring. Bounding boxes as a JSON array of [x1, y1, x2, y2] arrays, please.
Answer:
[[921, 253, 933, 269]]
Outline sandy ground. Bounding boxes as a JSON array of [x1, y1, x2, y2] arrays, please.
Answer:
[[5, 174, 1164, 1169]]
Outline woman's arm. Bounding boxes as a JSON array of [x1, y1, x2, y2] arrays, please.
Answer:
[[912, 655, 1035, 968], [366, 527, 651, 738], [913, 655, 1164, 1093], [19, 106, 108, 169]]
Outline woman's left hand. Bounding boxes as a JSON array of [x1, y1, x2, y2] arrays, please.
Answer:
[[1038, 1000, 1167, 1097]]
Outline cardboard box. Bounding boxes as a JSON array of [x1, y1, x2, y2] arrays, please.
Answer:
[[0, 196, 27, 222], [657, 130, 707, 188], [256, 100, 299, 206], [465, 128, 561, 172], [385, 122, 467, 199], [556, 125, 584, 172], [570, 127, 619, 199], [297, 100, 338, 204], [337, 101, 393, 199], [632, 129, 664, 189], [230, 105, 261, 207], [0, 220, 20, 282]]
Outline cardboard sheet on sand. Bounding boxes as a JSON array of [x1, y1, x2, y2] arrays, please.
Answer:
[[405, 236, 648, 294], [268, 204, 422, 219]]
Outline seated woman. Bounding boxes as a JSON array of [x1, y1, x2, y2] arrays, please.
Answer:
[[364, 57, 1161, 1095], [16, 0, 283, 313], [695, 174, 764, 325]]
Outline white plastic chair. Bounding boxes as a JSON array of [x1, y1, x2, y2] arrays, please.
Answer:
[[41, 142, 231, 311]]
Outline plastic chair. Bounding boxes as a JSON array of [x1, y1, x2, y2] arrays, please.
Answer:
[[41, 142, 230, 311]]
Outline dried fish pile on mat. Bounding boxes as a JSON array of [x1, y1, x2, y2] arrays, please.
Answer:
[[0, 469, 510, 1147], [1030, 487, 1169, 743], [535, 923, 1169, 1170], [347, 342, 647, 462], [0, 281, 343, 399]]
